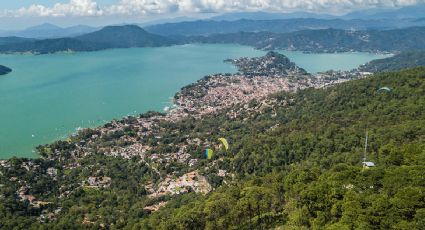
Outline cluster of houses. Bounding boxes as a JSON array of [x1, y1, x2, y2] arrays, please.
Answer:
[[173, 74, 308, 118], [17, 184, 52, 208], [314, 69, 373, 87], [146, 171, 212, 199], [84, 176, 112, 188]]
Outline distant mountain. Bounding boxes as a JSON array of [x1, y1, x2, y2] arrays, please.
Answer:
[[0, 65, 12, 75], [0, 25, 175, 54], [2, 24, 425, 55], [77, 25, 173, 48], [343, 4, 425, 19], [144, 18, 425, 36], [25, 23, 62, 32], [214, 6, 425, 21], [210, 11, 336, 21], [342, 8, 395, 19], [359, 51, 425, 72], [187, 26, 425, 53], [64, 25, 100, 37], [139, 16, 203, 27], [0, 23, 99, 38]]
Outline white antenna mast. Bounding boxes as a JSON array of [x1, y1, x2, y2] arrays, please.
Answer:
[[363, 131, 368, 162]]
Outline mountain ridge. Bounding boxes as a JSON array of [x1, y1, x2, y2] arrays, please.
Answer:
[[145, 18, 425, 36], [187, 26, 425, 53], [0, 23, 99, 39], [76, 25, 173, 48], [0, 25, 175, 54], [2, 25, 425, 54]]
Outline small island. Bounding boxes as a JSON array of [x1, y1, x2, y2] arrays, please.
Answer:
[[0, 65, 12, 75]]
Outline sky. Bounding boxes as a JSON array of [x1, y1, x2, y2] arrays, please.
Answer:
[[0, 0, 424, 29]]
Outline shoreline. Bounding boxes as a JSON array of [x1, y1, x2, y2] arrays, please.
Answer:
[[0, 42, 395, 56], [0, 50, 377, 159], [33, 51, 372, 162], [0, 51, 403, 221]]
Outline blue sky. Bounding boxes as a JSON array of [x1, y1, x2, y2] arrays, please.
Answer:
[[0, 0, 424, 30]]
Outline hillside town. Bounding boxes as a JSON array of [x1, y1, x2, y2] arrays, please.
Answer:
[[0, 51, 373, 218]]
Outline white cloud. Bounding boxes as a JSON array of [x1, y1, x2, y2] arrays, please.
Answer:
[[2, 0, 425, 17], [105, 0, 180, 15], [4, 0, 103, 17], [108, 0, 425, 15]]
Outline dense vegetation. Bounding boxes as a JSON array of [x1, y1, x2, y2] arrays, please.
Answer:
[[0, 25, 175, 54], [360, 51, 425, 72], [188, 26, 425, 53], [0, 37, 35, 46], [138, 68, 425, 229], [1, 67, 425, 229], [0, 65, 12, 75]]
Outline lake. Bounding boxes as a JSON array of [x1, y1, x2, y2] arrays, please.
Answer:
[[0, 44, 389, 158]]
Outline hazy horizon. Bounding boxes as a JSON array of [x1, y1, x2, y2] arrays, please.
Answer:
[[1, 0, 425, 30]]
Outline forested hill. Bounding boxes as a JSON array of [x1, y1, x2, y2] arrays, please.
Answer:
[[0, 25, 175, 54], [227, 51, 309, 76], [0, 37, 35, 46], [76, 25, 173, 48], [1, 67, 425, 228], [359, 51, 425, 72], [187, 26, 425, 53], [140, 68, 425, 228], [0, 65, 12, 75]]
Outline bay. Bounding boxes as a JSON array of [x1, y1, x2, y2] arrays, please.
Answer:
[[0, 44, 388, 158]]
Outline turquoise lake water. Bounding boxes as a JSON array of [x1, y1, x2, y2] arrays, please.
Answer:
[[0, 44, 389, 158]]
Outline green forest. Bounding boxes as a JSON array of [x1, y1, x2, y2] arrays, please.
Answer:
[[360, 51, 425, 72], [0, 25, 174, 54], [188, 27, 425, 53], [1, 68, 425, 229]]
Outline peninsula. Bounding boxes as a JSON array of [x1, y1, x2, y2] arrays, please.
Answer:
[[0, 65, 11, 75]]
